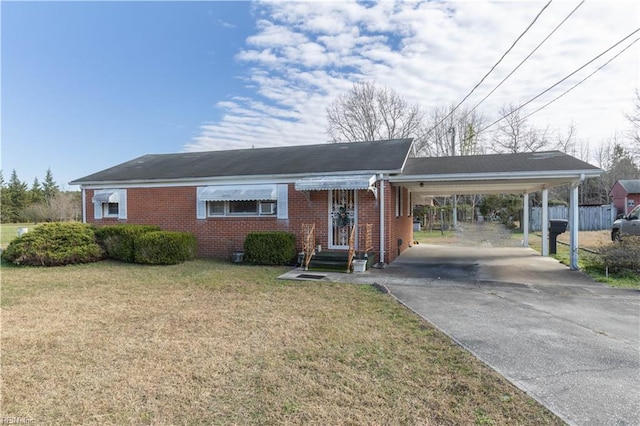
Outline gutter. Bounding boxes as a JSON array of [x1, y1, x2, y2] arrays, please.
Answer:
[[389, 169, 603, 183]]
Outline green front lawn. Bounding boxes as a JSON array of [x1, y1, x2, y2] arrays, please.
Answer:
[[2, 260, 562, 425]]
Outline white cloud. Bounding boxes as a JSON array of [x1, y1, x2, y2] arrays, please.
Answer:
[[186, 0, 640, 157]]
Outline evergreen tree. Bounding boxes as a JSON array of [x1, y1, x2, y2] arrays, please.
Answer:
[[42, 168, 59, 205], [6, 169, 29, 222], [609, 144, 639, 180], [0, 170, 10, 222], [30, 176, 44, 204]]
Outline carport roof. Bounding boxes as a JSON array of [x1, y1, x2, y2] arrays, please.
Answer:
[[394, 151, 602, 196]]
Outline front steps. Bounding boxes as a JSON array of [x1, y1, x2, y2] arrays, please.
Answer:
[[303, 250, 375, 272]]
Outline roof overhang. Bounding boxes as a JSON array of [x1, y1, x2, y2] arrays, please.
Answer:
[[390, 169, 602, 198]]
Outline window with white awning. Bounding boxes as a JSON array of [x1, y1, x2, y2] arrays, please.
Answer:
[[196, 184, 288, 219], [92, 189, 127, 220]]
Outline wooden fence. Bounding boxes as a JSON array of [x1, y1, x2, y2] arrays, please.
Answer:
[[529, 204, 617, 231]]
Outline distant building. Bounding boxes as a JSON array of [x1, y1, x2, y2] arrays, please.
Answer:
[[610, 180, 640, 215]]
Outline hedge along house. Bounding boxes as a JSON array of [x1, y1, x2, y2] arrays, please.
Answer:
[[70, 139, 602, 269], [70, 139, 415, 265]]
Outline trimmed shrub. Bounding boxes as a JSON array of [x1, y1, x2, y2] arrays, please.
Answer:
[[94, 224, 161, 263], [243, 231, 297, 266], [134, 231, 197, 265], [1, 222, 102, 266]]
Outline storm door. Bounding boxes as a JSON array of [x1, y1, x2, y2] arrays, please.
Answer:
[[329, 189, 357, 249]]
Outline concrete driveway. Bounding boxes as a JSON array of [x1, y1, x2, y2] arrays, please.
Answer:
[[282, 239, 640, 425], [376, 244, 640, 426]]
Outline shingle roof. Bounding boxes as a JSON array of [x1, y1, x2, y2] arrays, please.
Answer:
[[616, 179, 640, 194], [402, 151, 601, 175], [70, 139, 414, 184]]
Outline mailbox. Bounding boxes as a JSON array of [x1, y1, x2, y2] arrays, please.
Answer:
[[549, 219, 568, 254], [549, 219, 568, 234]]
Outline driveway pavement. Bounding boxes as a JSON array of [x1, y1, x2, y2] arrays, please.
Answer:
[[377, 245, 640, 426], [280, 235, 640, 425]]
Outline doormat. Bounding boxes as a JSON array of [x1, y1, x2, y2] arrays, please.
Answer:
[[296, 274, 326, 280]]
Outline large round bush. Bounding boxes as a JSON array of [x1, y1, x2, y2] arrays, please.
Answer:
[[1, 223, 103, 266]]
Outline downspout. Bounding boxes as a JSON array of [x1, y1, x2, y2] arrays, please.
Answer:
[[376, 174, 386, 267], [81, 188, 86, 223]]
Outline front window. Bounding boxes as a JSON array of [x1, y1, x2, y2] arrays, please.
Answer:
[[207, 200, 276, 217], [104, 202, 119, 217], [229, 200, 258, 215], [208, 201, 225, 216]]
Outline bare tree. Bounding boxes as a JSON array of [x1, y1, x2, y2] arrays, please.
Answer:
[[414, 105, 487, 157], [491, 104, 550, 153], [49, 191, 82, 222], [326, 81, 423, 143], [624, 89, 640, 158], [553, 123, 577, 154]]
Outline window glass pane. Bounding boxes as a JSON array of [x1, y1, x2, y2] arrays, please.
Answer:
[[208, 201, 225, 216], [229, 200, 258, 214], [105, 203, 119, 216], [259, 201, 276, 215]]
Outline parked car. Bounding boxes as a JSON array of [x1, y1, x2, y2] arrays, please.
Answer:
[[611, 205, 640, 240]]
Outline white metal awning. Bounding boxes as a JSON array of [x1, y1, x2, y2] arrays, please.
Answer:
[[92, 190, 118, 203], [198, 184, 277, 201], [295, 175, 376, 191]]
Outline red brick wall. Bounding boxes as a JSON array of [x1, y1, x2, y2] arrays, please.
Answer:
[[85, 184, 412, 263], [383, 183, 413, 263]]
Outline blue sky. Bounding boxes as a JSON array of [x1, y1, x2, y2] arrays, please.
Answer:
[[2, 1, 639, 190]]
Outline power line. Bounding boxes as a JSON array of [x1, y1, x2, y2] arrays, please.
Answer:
[[423, 0, 553, 136], [519, 37, 640, 123], [477, 27, 640, 135], [466, 0, 584, 117]]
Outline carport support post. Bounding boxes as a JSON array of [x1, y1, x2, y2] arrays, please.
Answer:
[[522, 193, 529, 247], [569, 181, 580, 270], [541, 189, 549, 256], [378, 174, 386, 266]]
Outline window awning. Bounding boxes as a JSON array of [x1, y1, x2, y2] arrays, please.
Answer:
[[294, 175, 377, 191], [198, 184, 277, 202], [92, 191, 118, 203]]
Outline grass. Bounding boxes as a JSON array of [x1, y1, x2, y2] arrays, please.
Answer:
[[413, 229, 457, 244], [1, 260, 562, 425], [526, 232, 640, 289], [1, 223, 39, 248]]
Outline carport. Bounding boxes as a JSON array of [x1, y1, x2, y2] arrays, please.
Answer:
[[392, 151, 603, 270]]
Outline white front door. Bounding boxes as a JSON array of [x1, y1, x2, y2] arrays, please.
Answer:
[[329, 189, 357, 249]]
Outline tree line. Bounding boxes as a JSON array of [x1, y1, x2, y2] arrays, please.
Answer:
[[0, 168, 81, 223], [326, 82, 640, 208]]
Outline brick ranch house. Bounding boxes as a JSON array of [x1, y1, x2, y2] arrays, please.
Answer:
[[70, 139, 602, 267]]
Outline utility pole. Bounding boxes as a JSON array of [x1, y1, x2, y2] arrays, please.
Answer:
[[449, 127, 457, 229]]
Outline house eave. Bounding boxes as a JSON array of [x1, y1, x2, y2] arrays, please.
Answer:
[[70, 169, 403, 189], [390, 169, 603, 183]]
